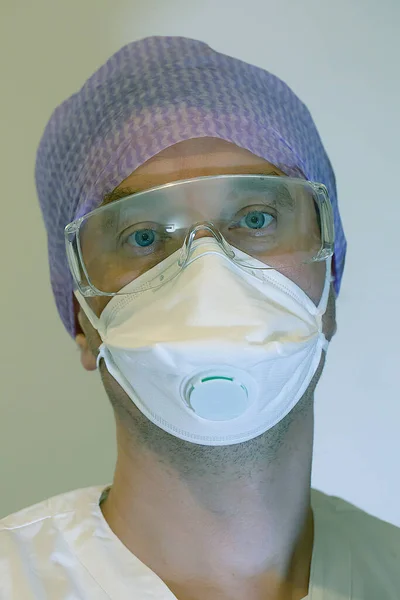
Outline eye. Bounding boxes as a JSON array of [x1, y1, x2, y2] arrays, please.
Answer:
[[128, 228, 157, 247], [238, 210, 275, 230]]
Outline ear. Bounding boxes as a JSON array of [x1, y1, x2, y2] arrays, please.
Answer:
[[74, 298, 99, 372], [76, 332, 98, 371]]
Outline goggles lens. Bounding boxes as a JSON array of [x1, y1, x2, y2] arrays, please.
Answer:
[[65, 174, 334, 296]]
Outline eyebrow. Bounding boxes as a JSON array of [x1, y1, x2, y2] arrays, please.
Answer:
[[101, 187, 144, 206], [100, 171, 284, 206]]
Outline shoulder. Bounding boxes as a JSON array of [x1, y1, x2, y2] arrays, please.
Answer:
[[0, 485, 110, 599], [311, 488, 400, 559], [0, 485, 106, 533]]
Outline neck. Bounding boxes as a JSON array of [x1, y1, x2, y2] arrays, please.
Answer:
[[101, 400, 314, 600]]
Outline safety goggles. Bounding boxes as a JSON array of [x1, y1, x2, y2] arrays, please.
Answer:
[[65, 174, 334, 297]]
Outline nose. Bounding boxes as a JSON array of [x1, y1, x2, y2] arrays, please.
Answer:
[[193, 228, 214, 240], [189, 221, 219, 242], [179, 221, 235, 267]]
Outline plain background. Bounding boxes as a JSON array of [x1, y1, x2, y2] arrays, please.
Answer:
[[1, 0, 399, 524]]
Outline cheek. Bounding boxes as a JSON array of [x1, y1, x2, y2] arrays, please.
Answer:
[[84, 295, 114, 319], [281, 261, 327, 307]]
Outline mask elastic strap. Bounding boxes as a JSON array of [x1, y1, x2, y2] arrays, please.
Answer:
[[96, 344, 106, 370], [316, 257, 333, 353], [73, 289, 105, 338], [74, 290, 108, 370], [317, 256, 333, 317]]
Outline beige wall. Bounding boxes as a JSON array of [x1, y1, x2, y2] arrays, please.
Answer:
[[1, 0, 399, 525]]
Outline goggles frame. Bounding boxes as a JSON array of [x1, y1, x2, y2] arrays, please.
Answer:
[[65, 174, 335, 297]]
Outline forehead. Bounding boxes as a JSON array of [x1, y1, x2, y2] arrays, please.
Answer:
[[105, 137, 285, 202]]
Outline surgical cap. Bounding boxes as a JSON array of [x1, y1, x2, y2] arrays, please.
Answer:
[[35, 36, 346, 339]]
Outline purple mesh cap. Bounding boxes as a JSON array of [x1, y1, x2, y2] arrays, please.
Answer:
[[35, 36, 346, 339]]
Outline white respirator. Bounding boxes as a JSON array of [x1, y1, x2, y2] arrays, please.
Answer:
[[75, 238, 331, 446]]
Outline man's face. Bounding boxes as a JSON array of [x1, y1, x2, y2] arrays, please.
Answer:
[[75, 137, 336, 371]]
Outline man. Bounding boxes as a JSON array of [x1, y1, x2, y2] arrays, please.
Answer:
[[1, 36, 399, 600]]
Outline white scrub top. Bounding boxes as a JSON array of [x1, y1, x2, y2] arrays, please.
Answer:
[[1, 485, 399, 599]]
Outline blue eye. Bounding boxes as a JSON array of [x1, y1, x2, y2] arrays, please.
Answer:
[[130, 229, 156, 247], [240, 211, 274, 230]]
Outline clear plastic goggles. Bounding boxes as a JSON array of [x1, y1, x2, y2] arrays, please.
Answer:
[[65, 174, 334, 297]]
